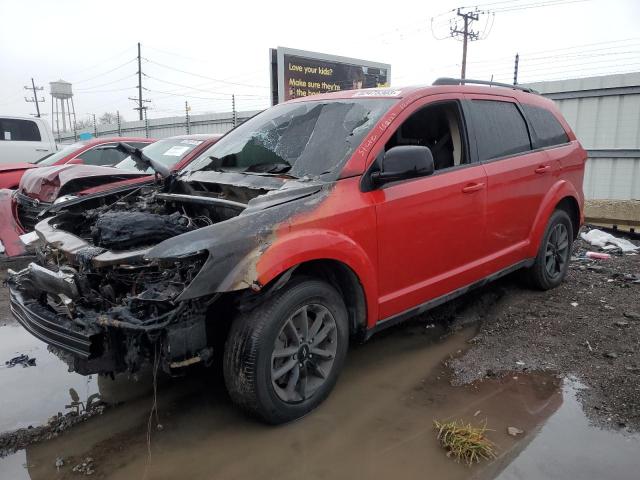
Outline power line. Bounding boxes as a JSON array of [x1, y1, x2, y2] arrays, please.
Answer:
[[67, 46, 135, 79], [143, 58, 269, 89], [73, 58, 137, 84], [75, 73, 137, 91], [143, 76, 267, 98]]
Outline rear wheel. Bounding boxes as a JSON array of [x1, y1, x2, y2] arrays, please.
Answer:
[[524, 209, 573, 290], [223, 278, 349, 424]]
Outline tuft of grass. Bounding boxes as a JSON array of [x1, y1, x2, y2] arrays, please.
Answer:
[[433, 419, 497, 466]]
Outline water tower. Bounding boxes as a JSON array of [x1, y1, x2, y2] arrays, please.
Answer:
[[50, 80, 76, 138]]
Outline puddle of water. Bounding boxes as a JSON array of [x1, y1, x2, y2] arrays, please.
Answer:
[[493, 379, 640, 480], [6, 320, 640, 480], [0, 324, 99, 432]]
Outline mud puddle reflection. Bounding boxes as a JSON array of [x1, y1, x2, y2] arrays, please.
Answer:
[[3, 321, 639, 480], [491, 378, 640, 480], [0, 323, 99, 432]]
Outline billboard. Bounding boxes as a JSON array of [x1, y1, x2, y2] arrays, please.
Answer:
[[269, 47, 391, 105]]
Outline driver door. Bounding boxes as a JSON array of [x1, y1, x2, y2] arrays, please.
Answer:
[[369, 96, 489, 320]]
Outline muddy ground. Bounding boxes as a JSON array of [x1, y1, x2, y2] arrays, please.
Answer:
[[0, 228, 638, 479], [449, 231, 640, 432]]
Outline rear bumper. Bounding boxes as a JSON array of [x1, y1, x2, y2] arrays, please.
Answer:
[[9, 287, 102, 359], [0, 189, 26, 257]]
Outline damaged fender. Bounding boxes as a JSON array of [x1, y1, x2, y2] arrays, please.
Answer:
[[0, 189, 27, 256], [145, 184, 328, 299]]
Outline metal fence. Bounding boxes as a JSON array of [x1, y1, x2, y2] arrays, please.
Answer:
[[56, 109, 262, 143], [527, 72, 640, 200]]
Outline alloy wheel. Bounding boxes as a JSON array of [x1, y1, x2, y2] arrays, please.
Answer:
[[271, 304, 338, 403], [545, 223, 569, 279]]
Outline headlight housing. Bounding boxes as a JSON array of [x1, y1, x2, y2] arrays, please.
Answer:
[[53, 194, 78, 205]]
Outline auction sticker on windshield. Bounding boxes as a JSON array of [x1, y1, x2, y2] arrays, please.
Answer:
[[163, 145, 191, 156], [181, 140, 204, 146]]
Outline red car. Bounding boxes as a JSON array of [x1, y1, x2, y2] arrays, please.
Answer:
[[0, 134, 221, 256], [0, 137, 154, 190], [8, 80, 586, 423]]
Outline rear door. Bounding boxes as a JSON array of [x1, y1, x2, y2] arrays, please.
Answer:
[[0, 118, 52, 163], [371, 95, 489, 320], [465, 95, 557, 272]]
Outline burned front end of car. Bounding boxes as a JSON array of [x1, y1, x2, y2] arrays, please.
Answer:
[[6, 175, 314, 375]]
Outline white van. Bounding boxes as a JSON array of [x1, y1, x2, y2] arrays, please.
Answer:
[[0, 116, 57, 164]]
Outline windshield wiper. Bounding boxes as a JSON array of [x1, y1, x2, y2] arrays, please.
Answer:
[[119, 142, 170, 177], [244, 162, 292, 174]]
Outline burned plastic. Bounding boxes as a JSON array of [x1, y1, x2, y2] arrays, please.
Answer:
[[8, 170, 327, 376], [92, 211, 193, 250]]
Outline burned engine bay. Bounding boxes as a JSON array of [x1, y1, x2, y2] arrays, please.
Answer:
[[8, 172, 325, 374]]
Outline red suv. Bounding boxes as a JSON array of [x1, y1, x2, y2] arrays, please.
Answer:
[[8, 79, 586, 424]]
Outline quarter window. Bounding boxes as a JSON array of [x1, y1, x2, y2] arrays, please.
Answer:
[[468, 100, 531, 161], [521, 104, 569, 148], [0, 118, 41, 141]]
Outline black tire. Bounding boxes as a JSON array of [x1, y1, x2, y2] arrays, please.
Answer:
[[524, 209, 574, 290], [223, 277, 349, 424]]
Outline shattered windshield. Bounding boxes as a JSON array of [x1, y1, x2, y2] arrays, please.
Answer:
[[185, 98, 396, 179], [115, 138, 206, 173]]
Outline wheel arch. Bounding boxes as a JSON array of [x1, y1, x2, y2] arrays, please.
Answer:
[[527, 180, 582, 257]]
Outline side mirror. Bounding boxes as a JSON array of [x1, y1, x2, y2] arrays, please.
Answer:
[[371, 145, 434, 185]]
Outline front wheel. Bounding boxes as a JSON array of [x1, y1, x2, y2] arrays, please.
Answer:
[[524, 209, 574, 290], [223, 278, 349, 424]]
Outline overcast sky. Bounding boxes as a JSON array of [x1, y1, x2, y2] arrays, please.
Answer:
[[1, 0, 639, 123]]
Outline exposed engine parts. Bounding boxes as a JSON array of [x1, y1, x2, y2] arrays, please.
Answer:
[[92, 211, 193, 250]]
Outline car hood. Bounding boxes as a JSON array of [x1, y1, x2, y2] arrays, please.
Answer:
[[0, 162, 39, 173], [19, 164, 150, 202]]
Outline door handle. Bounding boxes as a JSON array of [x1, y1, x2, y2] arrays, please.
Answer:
[[535, 165, 551, 174], [35, 148, 48, 152], [462, 182, 485, 193]]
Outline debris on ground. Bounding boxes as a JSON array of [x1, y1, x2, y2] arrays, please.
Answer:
[[0, 403, 106, 457], [585, 251, 611, 260], [581, 228, 639, 253], [55, 456, 64, 470], [449, 230, 640, 432], [72, 457, 95, 475], [433, 419, 497, 466], [507, 426, 524, 436], [4, 354, 36, 368]]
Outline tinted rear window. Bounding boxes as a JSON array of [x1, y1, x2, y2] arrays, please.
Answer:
[[0, 118, 41, 141], [468, 100, 531, 161], [521, 104, 569, 148]]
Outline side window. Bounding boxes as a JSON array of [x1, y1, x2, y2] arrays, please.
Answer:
[[76, 144, 129, 166], [468, 100, 531, 161], [0, 119, 41, 141], [384, 101, 467, 171], [521, 104, 569, 148]]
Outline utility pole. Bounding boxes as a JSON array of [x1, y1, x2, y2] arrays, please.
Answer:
[[137, 42, 143, 120], [143, 108, 149, 138], [449, 8, 481, 80], [24, 78, 44, 117], [513, 53, 520, 85], [232, 94, 237, 128], [129, 42, 150, 120], [116, 110, 122, 136], [93, 114, 98, 138], [185, 101, 191, 134]]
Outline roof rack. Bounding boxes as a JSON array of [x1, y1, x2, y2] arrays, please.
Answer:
[[432, 77, 538, 94]]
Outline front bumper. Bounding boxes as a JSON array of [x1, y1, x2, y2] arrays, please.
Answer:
[[9, 286, 102, 359]]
